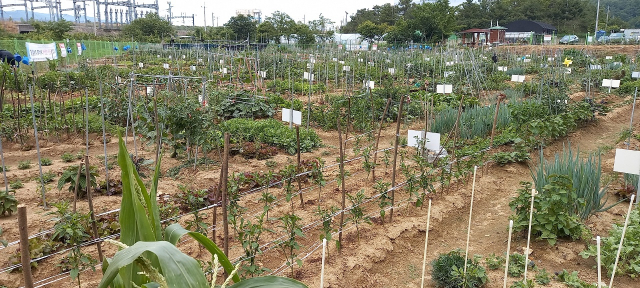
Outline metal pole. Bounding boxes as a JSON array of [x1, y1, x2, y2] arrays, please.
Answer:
[[0, 136, 8, 192], [29, 86, 46, 209]]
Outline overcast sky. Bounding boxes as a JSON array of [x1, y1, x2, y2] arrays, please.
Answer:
[[5, 0, 466, 27]]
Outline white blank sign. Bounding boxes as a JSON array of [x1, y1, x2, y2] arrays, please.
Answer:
[[632, 72, 640, 78], [614, 149, 640, 175], [436, 84, 453, 94], [523, 59, 531, 63], [590, 65, 602, 70], [565, 68, 572, 74], [364, 81, 375, 89], [282, 108, 302, 125], [138, 62, 144, 68], [511, 75, 525, 82], [547, 57, 554, 61], [388, 68, 395, 74], [190, 66, 196, 71], [342, 66, 350, 72], [446, 61, 454, 66], [498, 66, 507, 72], [220, 60, 224, 64], [605, 56, 613, 60], [303, 72, 314, 81], [146, 87, 153, 94], [222, 68, 228, 74], [444, 71, 454, 77], [407, 130, 441, 150], [602, 79, 620, 88], [259, 71, 266, 78], [163, 63, 169, 69]]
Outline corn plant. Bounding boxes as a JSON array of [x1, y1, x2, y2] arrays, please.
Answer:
[[99, 135, 307, 288]]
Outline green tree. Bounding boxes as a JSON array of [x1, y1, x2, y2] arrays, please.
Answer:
[[256, 21, 278, 43], [225, 14, 257, 40], [122, 13, 174, 42], [308, 14, 335, 43], [265, 11, 297, 43], [294, 23, 316, 46], [31, 19, 73, 40], [357, 20, 385, 42]]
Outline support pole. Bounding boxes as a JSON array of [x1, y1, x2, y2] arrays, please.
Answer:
[[389, 96, 404, 222], [222, 133, 230, 257], [372, 98, 391, 181], [18, 205, 34, 288], [337, 118, 346, 249], [85, 155, 104, 262]]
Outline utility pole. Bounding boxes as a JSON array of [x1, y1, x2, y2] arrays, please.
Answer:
[[203, 2, 206, 32], [605, 6, 610, 32], [212, 12, 214, 27], [595, 0, 600, 36]]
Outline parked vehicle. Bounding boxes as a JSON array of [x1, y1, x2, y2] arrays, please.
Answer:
[[559, 35, 579, 44], [597, 36, 610, 43], [609, 33, 625, 43]]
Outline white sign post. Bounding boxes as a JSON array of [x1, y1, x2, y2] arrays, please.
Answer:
[[602, 79, 621, 93], [497, 66, 507, 72], [281, 108, 302, 126], [613, 149, 640, 204], [632, 72, 640, 79], [436, 84, 453, 94], [407, 130, 441, 151], [510, 75, 525, 82]]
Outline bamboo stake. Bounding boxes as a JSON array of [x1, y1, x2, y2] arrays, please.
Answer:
[[503, 220, 514, 288], [490, 94, 506, 147], [18, 205, 34, 288], [420, 199, 432, 288], [297, 126, 304, 207], [463, 166, 478, 275], [222, 133, 230, 258], [389, 96, 405, 222], [523, 188, 537, 281], [72, 161, 84, 213], [85, 155, 104, 262], [608, 194, 636, 288], [337, 118, 346, 249], [372, 98, 392, 182]]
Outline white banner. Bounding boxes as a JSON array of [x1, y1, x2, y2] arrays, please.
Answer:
[[26, 42, 58, 62]]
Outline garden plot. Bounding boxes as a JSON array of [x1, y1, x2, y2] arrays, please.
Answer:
[[0, 45, 638, 288]]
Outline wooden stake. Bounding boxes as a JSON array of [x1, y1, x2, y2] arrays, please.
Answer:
[[523, 188, 537, 281], [372, 98, 391, 182], [490, 94, 506, 147], [463, 166, 478, 275], [337, 118, 346, 249], [608, 194, 636, 288], [297, 126, 304, 207], [72, 161, 84, 213], [85, 155, 104, 262], [420, 199, 432, 288], [389, 96, 405, 222], [18, 205, 34, 288], [503, 220, 514, 288], [222, 133, 230, 258]]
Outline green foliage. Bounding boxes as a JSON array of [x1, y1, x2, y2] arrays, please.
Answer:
[[374, 180, 392, 223], [485, 253, 504, 270], [510, 279, 535, 288], [492, 150, 530, 166], [580, 208, 640, 278], [431, 249, 488, 288], [432, 104, 510, 140], [347, 189, 372, 241], [57, 165, 98, 198], [531, 145, 616, 220], [316, 206, 337, 242], [509, 176, 588, 245], [555, 270, 597, 288], [535, 268, 551, 285], [9, 180, 23, 190], [31, 19, 74, 39], [17, 160, 31, 170], [122, 13, 174, 42], [0, 225, 6, 247], [215, 95, 274, 120], [276, 213, 305, 277], [61, 152, 76, 163], [0, 190, 18, 216], [220, 118, 322, 154], [48, 201, 91, 244], [508, 253, 526, 277], [40, 158, 53, 166]]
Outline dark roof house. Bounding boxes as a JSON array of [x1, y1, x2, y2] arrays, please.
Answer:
[[503, 20, 557, 34]]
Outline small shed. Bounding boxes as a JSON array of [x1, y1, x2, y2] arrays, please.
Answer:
[[17, 24, 35, 34], [459, 28, 489, 47], [488, 26, 507, 44]]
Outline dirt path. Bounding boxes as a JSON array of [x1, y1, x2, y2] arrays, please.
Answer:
[[296, 99, 639, 287]]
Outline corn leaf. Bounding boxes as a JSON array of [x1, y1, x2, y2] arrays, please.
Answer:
[[98, 241, 209, 288], [164, 223, 241, 284], [227, 276, 308, 288]]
